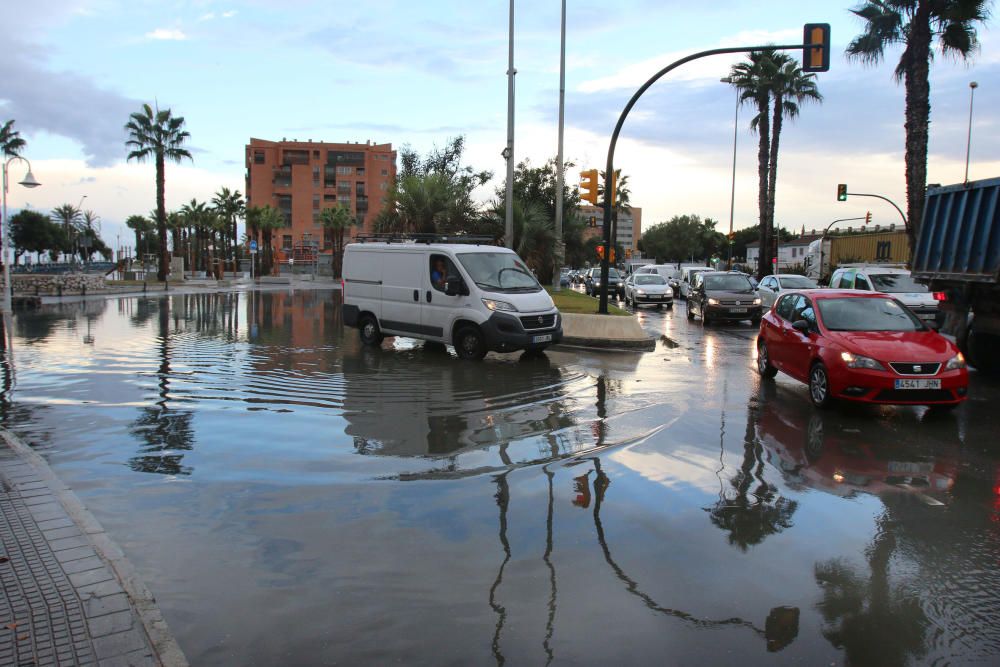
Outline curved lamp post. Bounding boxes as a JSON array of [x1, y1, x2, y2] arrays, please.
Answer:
[[2, 156, 42, 312]]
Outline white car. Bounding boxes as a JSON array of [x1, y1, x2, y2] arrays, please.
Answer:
[[342, 239, 562, 359], [828, 266, 940, 324], [757, 274, 819, 308], [623, 273, 673, 309]]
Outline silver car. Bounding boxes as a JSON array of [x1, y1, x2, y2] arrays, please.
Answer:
[[757, 274, 819, 308], [623, 273, 673, 309]]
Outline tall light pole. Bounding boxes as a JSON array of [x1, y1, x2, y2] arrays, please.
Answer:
[[552, 0, 567, 289], [720, 77, 739, 268], [2, 156, 42, 312], [964, 81, 978, 184], [503, 0, 516, 249]]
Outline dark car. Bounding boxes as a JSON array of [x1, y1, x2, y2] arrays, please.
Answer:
[[585, 267, 623, 298], [685, 271, 762, 325]]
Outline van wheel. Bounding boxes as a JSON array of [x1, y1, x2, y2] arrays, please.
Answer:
[[455, 326, 487, 360], [359, 315, 383, 346]]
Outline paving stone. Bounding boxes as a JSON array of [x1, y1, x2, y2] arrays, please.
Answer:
[[78, 578, 124, 599], [53, 546, 96, 563], [92, 628, 148, 659], [48, 535, 90, 552], [87, 610, 134, 638], [35, 518, 74, 531], [68, 568, 115, 589], [100, 648, 158, 667], [60, 555, 105, 574], [41, 526, 82, 541], [83, 593, 131, 618]]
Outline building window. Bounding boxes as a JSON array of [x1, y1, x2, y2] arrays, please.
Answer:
[[380, 182, 388, 191], [324, 166, 336, 188], [356, 182, 366, 196], [356, 167, 365, 177], [282, 235, 292, 250], [283, 149, 309, 165], [312, 166, 320, 186], [338, 181, 351, 195], [336, 166, 353, 176], [312, 150, 319, 159], [381, 168, 389, 176], [312, 194, 320, 210], [338, 195, 351, 207], [274, 165, 291, 187], [277, 194, 292, 224], [254, 151, 264, 164], [324, 194, 336, 202]]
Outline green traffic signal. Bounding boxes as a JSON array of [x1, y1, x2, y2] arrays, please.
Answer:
[[837, 183, 848, 202]]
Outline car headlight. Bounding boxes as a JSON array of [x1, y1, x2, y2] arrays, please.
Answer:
[[636, 290, 646, 296], [482, 298, 518, 312], [946, 352, 966, 370], [707, 298, 719, 306], [753, 297, 762, 305], [840, 351, 885, 370]]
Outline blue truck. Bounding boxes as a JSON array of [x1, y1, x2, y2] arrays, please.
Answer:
[[912, 177, 1000, 375]]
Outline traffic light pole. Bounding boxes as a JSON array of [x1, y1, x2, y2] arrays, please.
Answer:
[[597, 41, 812, 314], [840, 192, 908, 231]]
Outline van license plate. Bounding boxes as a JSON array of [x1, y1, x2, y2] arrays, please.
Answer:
[[894, 379, 941, 389], [532, 334, 553, 343], [729, 308, 747, 314]]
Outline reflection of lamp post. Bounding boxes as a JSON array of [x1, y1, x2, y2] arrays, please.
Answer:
[[720, 77, 739, 269], [2, 156, 42, 312], [964, 81, 978, 184]]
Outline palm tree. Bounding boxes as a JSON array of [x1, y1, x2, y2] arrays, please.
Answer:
[[847, 0, 990, 245], [212, 187, 245, 271], [180, 199, 209, 272], [0, 120, 26, 158], [125, 103, 193, 281], [320, 204, 355, 278], [125, 214, 154, 263], [766, 56, 822, 244], [50, 204, 82, 262], [246, 205, 284, 276]]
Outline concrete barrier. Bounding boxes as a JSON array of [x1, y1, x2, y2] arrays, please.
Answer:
[[558, 313, 655, 351]]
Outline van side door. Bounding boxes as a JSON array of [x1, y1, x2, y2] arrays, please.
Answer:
[[379, 250, 427, 337], [423, 252, 470, 341]]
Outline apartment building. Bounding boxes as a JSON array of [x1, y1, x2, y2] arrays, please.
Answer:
[[579, 205, 643, 254], [245, 138, 396, 254]]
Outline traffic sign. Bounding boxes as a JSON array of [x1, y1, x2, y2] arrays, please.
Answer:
[[250, 240, 258, 252]]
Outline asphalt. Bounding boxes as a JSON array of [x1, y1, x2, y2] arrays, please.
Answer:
[[0, 430, 187, 667]]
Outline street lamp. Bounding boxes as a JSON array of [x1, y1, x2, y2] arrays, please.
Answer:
[[965, 81, 978, 184], [2, 156, 42, 312], [720, 77, 739, 269]]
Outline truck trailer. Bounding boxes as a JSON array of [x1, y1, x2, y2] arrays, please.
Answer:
[[803, 229, 910, 283], [912, 178, 1000, 375]]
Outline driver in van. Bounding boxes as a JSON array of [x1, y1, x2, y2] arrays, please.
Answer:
[[431, 258, 448, 291]]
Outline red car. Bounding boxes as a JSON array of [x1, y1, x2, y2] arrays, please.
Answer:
[[757, 290, 968, 408]]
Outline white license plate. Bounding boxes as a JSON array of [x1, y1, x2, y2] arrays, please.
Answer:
[[894, 379, 941, 389], [532, 334, 553, 343], [729, 308, 747, 313], [888, 461, 934, 474]]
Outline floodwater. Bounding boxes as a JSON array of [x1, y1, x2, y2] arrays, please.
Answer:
[[2, 289, 999, 665]]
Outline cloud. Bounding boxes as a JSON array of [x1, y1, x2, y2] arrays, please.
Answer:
[[0, 39, 142, 167], [222, 10, 238, 18], [198, 13, 216, 22], [145, 28, 187, 41]]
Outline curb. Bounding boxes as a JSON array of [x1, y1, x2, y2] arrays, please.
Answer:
[[0, 429, 189, 667], [556, 336, 656, 352]]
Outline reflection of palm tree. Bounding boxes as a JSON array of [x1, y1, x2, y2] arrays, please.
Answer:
[[489, 472, 511, 666], [707, 403, 797, 551], [542, 465, 556, 666], [814, 512, 928, 665], [127, 297, 194, 475]]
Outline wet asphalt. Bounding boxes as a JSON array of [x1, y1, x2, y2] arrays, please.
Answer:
[[1, 289, 999, 665]]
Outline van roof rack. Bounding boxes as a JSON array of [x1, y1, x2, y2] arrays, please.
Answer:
[[353, 233, 499, 245]]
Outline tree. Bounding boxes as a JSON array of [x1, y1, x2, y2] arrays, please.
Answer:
[[320, 205, 355, 278], [638, 215, 723, 263], [10, 210, 52, 263], [246, 205, 284, 276], [212, 187, 245, 270], [125, 103, 193, 281], [0, 120, 26, 158], [125, 214, 155, 262], [598, 169, 631, 247], [50, 204, 82, 262], [847, 0, 990, 247]]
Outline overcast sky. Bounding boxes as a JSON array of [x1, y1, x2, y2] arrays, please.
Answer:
[[4, 0, 998, 250]]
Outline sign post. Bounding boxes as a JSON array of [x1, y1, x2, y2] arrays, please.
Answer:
[[249, 240, 258, 280]]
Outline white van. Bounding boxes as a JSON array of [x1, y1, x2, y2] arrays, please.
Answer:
[[341, 239, 563, 360]]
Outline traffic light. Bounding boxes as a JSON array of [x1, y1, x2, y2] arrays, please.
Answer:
[[865, 211, 872, 225], [625, 248, 632, 259], [837, 183, 848, 202], [802, 23, 831, 73], [610, 248, 616, 263], [581, 169, 599, 205], [727, 231, 736, 241], [596, 244, 605, 260]]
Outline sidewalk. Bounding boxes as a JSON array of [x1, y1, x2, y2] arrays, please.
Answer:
[[0, 430, 187, 667]]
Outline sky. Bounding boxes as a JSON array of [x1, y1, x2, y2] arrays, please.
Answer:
[[3, 0, 998, 253]]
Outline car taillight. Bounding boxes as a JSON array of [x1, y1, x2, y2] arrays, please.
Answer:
[[341, 279, 345, 291], [933, 291, 947, 301]]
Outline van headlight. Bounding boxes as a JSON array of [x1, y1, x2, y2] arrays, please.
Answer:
[[840, 351, 885, 370], [946, 352, 966, 370], [707, 298, 719, 306], [753, 297, 762, 305], [482, 298, 518, 312]]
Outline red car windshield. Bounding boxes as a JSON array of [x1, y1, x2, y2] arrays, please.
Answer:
[[817, 297, 924, 332]]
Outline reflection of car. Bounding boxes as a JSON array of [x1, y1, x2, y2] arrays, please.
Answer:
[[757, 289, 969, 408], [758, 274, 819, 309], [623, 273, 673, 309], [756, 389, 958, 501], [829, 266, 940, 325], [685, 271, 762, 325], [584, 267, 622, 297]]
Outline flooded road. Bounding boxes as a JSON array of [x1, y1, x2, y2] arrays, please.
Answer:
[[2, 290, 999, 665]]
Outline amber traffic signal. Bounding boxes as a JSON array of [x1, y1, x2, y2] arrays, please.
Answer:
[[596, 244, 605, 260], [865, 211, 872, 225], [581, 169, 599, 205], [837, 183, 848, 202], [803, 23, 831, 73]]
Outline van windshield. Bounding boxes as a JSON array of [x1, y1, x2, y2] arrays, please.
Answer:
[[457, 252, 541, 293]]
